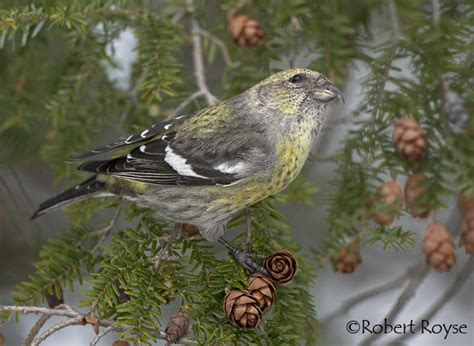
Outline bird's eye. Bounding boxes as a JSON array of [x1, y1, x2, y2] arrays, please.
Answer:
[[289, 74, 303, 83]]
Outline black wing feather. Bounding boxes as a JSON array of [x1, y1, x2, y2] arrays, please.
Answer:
[[68, 116, 187, 162]]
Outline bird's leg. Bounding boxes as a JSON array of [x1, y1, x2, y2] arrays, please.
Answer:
[[218, 238, 268, 275]]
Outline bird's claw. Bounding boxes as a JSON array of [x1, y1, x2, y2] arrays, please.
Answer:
[[218, 238, 268, 275]]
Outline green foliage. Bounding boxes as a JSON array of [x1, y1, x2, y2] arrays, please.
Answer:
[[13, 226, 99, 305]]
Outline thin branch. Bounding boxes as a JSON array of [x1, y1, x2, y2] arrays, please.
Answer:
[[388, 0, 402, 41], [359, 264, 431, 346], [170, 91, 203, 118], [390, 257, 474, 344], [244, 208, 253, 248], [24, 315, 51, 346], [196, 28, 234, 67], [359, 208, 463, 346], [320, 267, 416, 325], [0, 305, 196, 345], [0, 305, 79, 318], [32, 316, 84, 346], [92, 202, 123, 254], [90, 325, 114, 346], [227, 0, 248, 20], [186, 0, 218, 106], [432, 0, 441, 26]]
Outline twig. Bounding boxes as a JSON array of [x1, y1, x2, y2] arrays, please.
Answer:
[[153, 240, 172, 269], [320, 267, 416, 325], [359, 264, 431, 346], [227, 0, 248, 20], [24, 314, 51, 346], [388, 0, 402, 41], [432, 0, 441, 26], [196, 28, 234, 67], [244, 208, 252, 248], [92, 202, 123, 254], [170, 90, 203, 118], [186, 0, 218, 106], [32, 316, 84, 346], [117, 74, 144, 131], [390, 257, 474, 344], [90, 325, 114, 346], [0, 305, 80, 318], [0, 305, 196, 345]]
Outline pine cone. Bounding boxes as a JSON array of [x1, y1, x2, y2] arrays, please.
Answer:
[[263, 251, 298, 285], [373, 180, 404, 226], [44, 286, 64, 308], [393, 116, 427, 163], [331, 242, 362, 274], [112, 341, 130, 346], [229, 15, 264, 48], [114, 279, 130, 304], [460, 212, 474, 255], [181, 223, 200, 237], [423, 223, 456, 271], [458, 195, 474, 215], [164, 312, 191, 343], [405, 173, 430, 218], [223, 290, 262, 329], [246, 273, 276, 310]]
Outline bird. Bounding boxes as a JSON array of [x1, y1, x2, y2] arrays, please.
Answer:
[[32, 68, 342, 245]]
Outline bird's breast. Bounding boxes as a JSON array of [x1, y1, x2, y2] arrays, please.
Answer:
[[268, 132, 312, 192]]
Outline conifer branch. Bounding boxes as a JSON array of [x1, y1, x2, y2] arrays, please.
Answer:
[[0, 304, 196, 345], [360, 208, 464, 345]]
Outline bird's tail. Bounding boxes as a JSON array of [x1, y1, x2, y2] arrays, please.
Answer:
[[31, 175, 107, 220]]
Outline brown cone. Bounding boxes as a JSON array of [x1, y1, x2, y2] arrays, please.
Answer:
[[423, 223, 456, 271], [112, 341, 130, 346], [458, 195, 474, 216], [405, 173, 430, 218], [246, 273, 276, 310], [460, 212, 474, 255], [393, 116, 427, 163], [373, 180, 404, 226], [44, 286, 64, 308], [229, 15, 264, 48], [331, 241, 362, 274], [181, 223, 200, 237], [164, 312, 191, 343], [263, 251, 298, 285], [223, 290, 262, 329]]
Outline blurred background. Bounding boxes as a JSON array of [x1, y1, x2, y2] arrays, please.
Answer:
[[1, 0, 473, 345]]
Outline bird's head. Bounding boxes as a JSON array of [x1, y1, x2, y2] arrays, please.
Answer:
[[250, 68, 343, 116]]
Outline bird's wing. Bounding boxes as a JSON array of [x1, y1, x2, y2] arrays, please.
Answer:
[[76, 104, 274, 187], [68, 115, 189, 162]]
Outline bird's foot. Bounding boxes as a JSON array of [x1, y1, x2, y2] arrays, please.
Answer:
[[218, 238, 268, 274]]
